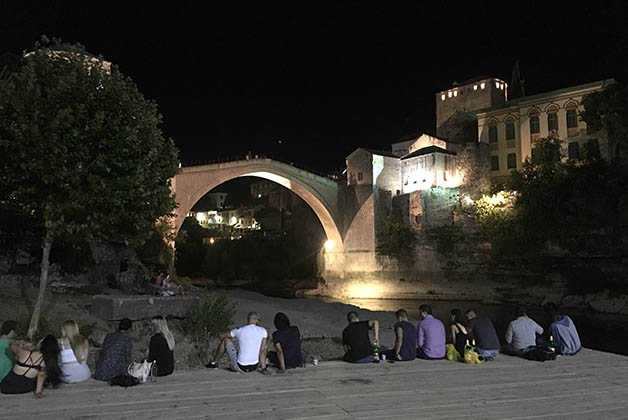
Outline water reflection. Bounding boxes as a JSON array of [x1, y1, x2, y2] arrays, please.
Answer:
[[313, 297, 628, 356]]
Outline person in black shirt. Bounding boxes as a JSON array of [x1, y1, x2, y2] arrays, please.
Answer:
[[450, 309, 470, 359], [270, 312, 303, 373], [465, 309, 500, 359], [342, 311, 379, 363], [148, 316, 174, 376]]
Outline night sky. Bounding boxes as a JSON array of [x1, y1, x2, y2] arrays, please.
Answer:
[[2, 2, 628, 173]]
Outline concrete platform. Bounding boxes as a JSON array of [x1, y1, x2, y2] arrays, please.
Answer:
[[2, 348, 627, 419], [91, 295, 200, 320]]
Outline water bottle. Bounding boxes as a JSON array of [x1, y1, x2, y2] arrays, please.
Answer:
[[549, 335, 556, 353]]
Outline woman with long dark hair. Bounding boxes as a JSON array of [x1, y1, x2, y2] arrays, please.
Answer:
[[270, 312, 303, 373], [1, 334, 62, 397], [450, 309, 469, 358]]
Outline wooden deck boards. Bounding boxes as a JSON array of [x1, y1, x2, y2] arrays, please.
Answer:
[[2, 349, 627, 419]]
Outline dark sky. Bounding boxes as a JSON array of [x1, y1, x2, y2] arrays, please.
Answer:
[[2, 1, 628, 172]]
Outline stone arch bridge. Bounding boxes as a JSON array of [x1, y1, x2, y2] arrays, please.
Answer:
[[172, 159, 343, 252]]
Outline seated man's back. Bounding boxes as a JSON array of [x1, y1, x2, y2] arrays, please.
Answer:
[[506, 316, 543, 350], [342, 321, 373, 362], [395, 320, 417, 361], [231, 324, 267, 366], [416, 305, 446, 359], [468, 315, 500, 351], [549, 315, 581, 355], [94, 331, 132, 381]]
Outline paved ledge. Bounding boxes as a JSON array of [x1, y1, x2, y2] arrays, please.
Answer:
[[90, 295, 200, 320], [2, 349, 627, 419]]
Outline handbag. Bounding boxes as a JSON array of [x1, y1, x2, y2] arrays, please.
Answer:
[[128, 360, 157, 383]]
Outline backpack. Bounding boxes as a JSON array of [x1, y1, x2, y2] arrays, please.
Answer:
[[522, 346, 557, 362]]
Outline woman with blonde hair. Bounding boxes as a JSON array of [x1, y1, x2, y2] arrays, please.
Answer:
[[58, 320, 91, 383], [148, 316, 174, 376]]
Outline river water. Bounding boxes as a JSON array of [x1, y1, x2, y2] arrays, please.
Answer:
[[309, 297, 628, 356]]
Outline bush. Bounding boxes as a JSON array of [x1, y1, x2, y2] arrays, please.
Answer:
[[182, 294, 236, 344], [376, 216, 417, 256], [426, 224, 466, 254]]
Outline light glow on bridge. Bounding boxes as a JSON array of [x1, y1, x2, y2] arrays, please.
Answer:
[[346, 281, 384, 299], [324, 240, 335, 251], [243, 172, 292, 190]]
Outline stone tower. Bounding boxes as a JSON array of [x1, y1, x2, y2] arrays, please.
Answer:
[[435, 76, 507, 138]]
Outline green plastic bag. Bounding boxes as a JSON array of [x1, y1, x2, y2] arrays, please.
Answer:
[[446, 343, 463, 362]]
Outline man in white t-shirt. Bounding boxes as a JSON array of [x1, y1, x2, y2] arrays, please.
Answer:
[[206, 312, 271, 374]]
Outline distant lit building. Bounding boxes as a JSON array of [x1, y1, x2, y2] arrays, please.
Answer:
[[473, 79, 614, 181], [250, 181, 275, 199]]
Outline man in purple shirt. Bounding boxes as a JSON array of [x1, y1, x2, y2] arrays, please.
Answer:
[[416, 304, 446, 359]]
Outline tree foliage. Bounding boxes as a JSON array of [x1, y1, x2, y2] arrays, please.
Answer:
[[581, 82, 628, 158], [376, 216, 417, 256], [0, 40, 178, 244], [0, 39, 179, 336], [475, 136, 628, 258]]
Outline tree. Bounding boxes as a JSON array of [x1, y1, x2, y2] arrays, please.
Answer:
[[581, 82, 628, 161], [0, 40, 178, 337]]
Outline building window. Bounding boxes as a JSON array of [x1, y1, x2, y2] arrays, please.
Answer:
[[506, 122, 515, 140], [488, 125, 498, 143], [357, 172, 363, 181], [480, 82, 485, 89], [507, 153, 517, 169], [490, 155, 499, 171], [530, 115, 540, 134], [548, 112, 558, 133], [566, 108, 578, 128], [568, 142, 580, 160]]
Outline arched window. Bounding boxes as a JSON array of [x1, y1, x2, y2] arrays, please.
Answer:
[[505, 117, 516, 141], [546, 105, 559, 134], [487, 118, 498, 144], [529, 109, 540, 135], [565, 101, 578, 129]]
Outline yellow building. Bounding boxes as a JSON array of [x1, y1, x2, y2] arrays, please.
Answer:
[[473, 79, 614, 181]]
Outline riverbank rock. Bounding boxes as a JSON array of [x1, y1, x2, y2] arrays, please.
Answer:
[[91, 295, 200, 320], [585, 290, 628, 315]]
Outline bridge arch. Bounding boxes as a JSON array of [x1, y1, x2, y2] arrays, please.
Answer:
[[172, 159, 343, 252]]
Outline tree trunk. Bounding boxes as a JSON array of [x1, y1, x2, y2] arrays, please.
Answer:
[[27, 230, 54, 339]]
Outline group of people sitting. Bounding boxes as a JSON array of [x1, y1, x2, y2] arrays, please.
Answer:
[[0, 302, 582, 396], [341, 303, 582, 364], [0, 316, 175, 397]]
